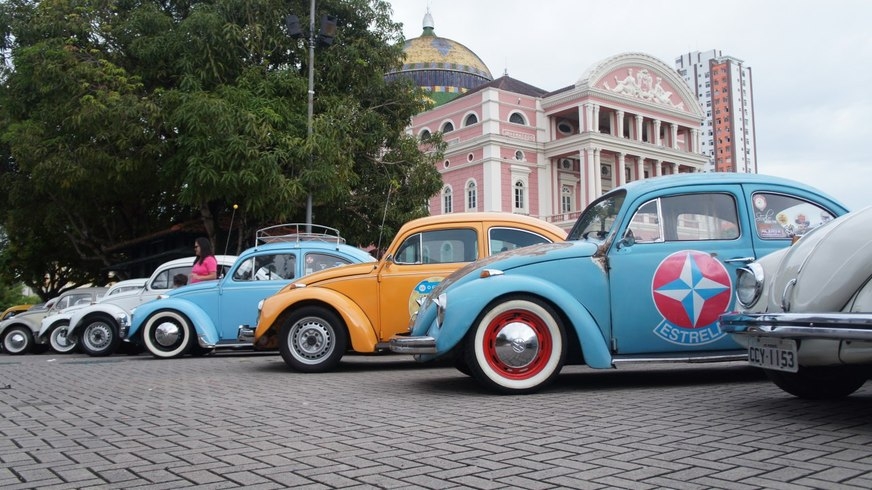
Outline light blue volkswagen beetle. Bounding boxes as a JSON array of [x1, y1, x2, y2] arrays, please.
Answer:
[[390, 173, 849, 394], [127, 225, 375, 358]]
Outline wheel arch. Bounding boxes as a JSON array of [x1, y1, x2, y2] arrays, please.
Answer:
[[69, 306, 123, 337], [129, 300, 211, 344], [442, 275, 613, 369], [274, 296, 378, 354]]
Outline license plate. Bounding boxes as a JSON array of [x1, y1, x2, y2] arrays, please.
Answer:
[[748, 337, 798, 373]]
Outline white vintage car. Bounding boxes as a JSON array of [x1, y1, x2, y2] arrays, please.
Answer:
[[65, 255, 237, 357], [0, 287, 108, 354], [720, 205, 872, 399], [38, 278, 148, 353]]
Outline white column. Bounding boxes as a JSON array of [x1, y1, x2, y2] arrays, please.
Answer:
[[615, 152, 624, 187], [584, 103, 594, 133], [583, 147, 594, 206], [635, 156, 644, 181], [654, 159, 663, 177], [593, 148, 602, 198], [635, 115, 643, 142], [593, 105, 600, 133], [654, 120, 661, 146], [616, 110, 624, 138], [671, 123, 679, 149]]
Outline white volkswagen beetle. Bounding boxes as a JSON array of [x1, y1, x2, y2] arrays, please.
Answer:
[[720, 205, 872, 398]]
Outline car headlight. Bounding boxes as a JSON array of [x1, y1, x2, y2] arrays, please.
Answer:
[[735, 262, 764, 309]]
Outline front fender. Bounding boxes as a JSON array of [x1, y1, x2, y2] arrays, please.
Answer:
[[128, 299, 217, 344], [257, 288, 378, 353], [436, 274, 613, 368], [69, 304, 128, 336]]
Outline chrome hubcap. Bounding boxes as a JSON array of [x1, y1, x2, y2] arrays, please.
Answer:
[[7, 331, 26, 351], [155, 322, 181, 347], [493, 322, 539, 368]]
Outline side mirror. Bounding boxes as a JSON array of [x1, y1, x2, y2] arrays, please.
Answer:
[[616, 230, 635, 249]]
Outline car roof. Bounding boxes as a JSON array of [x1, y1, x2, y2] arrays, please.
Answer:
[[155, 255, 238, 270], [396, 212, 567, 237], [614, 173, 844, 203]]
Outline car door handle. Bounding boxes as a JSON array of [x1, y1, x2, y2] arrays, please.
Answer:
[[723, 257, 755, 264]]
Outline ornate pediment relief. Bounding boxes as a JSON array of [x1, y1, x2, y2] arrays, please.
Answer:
[[602, 68, 684, 110]]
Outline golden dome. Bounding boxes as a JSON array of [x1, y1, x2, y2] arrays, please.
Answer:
[[388, 12, 493, 105]]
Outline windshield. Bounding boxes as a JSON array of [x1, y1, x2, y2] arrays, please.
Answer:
[[567, 191, 626, 241]]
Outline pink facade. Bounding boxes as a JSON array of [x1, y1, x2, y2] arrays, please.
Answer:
[[413, 52, 707, 230]]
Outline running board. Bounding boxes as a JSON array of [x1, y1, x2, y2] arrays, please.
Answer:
[[611, 350, 747, 365]]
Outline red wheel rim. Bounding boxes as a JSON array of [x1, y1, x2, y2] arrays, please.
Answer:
[[482, 308, 552, 380]]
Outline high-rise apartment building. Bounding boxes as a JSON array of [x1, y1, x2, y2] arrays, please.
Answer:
[[675, 50, 757, 173]]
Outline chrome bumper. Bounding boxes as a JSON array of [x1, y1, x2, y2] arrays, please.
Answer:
[[388, 335, 437, 354], [237, 324, 254, 342], [720, 312, 872, 341]]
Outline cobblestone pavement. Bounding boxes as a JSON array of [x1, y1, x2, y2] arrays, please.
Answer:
[[1, 351, 871, 489]]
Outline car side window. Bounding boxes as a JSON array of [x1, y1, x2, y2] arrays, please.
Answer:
[[152, 266, 193, 290], [751, 192, 835, 239], [304, 253, 351, 275], [234, 254, 296, 281], [630, 193, 739, 242], [488, 227, 554, 254], [395, 229, 478, 264]]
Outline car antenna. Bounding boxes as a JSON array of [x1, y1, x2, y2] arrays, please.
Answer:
[[223, 204, 239, 258], [375, 183, 395, 260]]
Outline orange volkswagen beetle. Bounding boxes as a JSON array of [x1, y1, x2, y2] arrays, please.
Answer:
[[242, 212, 566, 372]]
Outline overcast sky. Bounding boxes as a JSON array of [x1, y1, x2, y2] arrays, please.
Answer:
[[388, 0, 872, 210]]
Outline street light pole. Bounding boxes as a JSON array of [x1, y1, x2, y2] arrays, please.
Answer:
[[305, 0, 315, 232]]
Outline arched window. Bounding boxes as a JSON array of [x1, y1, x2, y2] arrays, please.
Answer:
[[464, 113, 478, 126], [466, 180, 477, 211], [442, 121, 454, 133], [514, 180, 526, 211], [509, 112, 526, 125], [442, 186, 453, 213], [419, 129, 431, 140]]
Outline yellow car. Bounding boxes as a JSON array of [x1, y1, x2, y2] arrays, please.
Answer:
[[1, 304, 32, 322], [247, 212, 567, 372]]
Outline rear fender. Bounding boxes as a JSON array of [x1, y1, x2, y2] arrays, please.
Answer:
[[437, 275, 613, 368]]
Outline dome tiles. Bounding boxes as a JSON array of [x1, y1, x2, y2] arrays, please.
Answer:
[[390, 12, 493, 106]]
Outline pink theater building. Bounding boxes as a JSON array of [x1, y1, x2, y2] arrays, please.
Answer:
[[393, 14, 708, 230]]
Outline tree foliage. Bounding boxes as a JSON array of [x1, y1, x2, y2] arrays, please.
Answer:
[[0, 0, 443, 296]]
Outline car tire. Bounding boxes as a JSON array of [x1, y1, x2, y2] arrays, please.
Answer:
[[465, 296, 566, 395], [3, 326, 34, 355], [48, 321, 77, 354], [765, 366, 869, 399], [279, 306, 347, 372], [79, 316, 120, 357], [142, 310, 194, 359]]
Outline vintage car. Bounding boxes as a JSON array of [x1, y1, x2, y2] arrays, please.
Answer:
[[37, 278, 148, 354], [389, 173, 849, 394], [245, 212, 567, 372], [1, 304, 32, 322], [0, 287, 108, 355], [127, 225, 375, 358], [719, 205, 872, 399], [65, 255, 238, 357]]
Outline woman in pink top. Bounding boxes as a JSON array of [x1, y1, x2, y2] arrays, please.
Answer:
[[190, 237, 218, 283]]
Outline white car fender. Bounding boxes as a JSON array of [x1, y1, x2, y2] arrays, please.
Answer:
[[68, 303, 130, 336]]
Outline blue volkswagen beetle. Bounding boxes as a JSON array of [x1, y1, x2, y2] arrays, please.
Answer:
[[390, 173, 849, 394], [128, 225, 375, 358]]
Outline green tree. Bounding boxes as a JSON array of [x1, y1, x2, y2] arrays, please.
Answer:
[[0, 0, 443, 295]]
